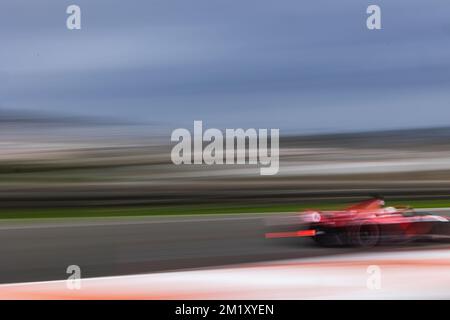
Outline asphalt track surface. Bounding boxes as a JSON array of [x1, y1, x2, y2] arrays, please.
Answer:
[[0, 210, 449, 284]]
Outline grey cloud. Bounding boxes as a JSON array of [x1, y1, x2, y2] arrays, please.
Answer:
[[1, 0, 450, 132]]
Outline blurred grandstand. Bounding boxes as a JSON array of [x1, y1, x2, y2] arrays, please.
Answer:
[[2, 109, 450, 209]]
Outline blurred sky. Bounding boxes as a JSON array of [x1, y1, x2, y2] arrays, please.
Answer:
[[1, 0, 450, 134]]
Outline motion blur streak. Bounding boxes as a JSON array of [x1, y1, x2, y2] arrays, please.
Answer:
[[2, 0, 450, 299], [265, 199, 450, 246], [265, 230, 316, 238], [0, 248, 448, 299]]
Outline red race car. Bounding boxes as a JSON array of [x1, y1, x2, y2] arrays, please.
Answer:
[[266, 198, 450, 247]]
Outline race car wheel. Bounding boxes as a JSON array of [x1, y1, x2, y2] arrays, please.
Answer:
[[348, 222, 380, 247]]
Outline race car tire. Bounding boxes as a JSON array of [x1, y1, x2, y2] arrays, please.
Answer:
[[347, 222, 380, 247]]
